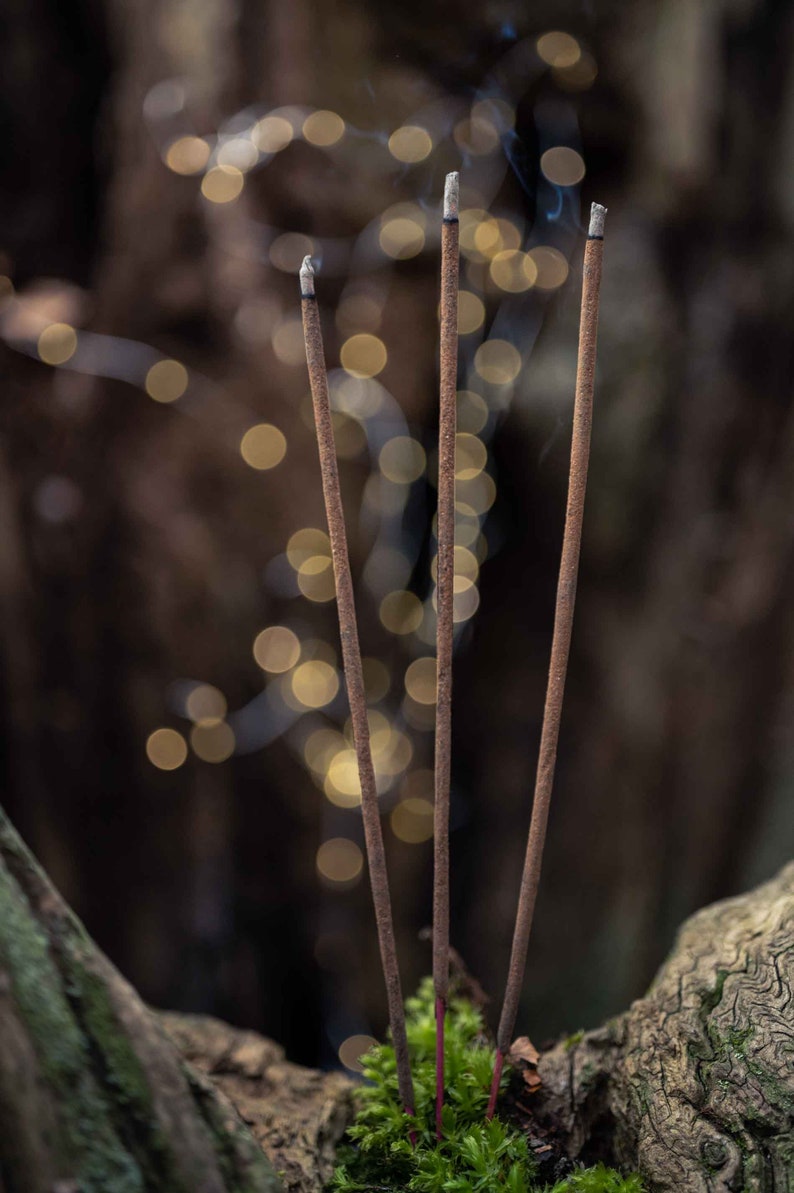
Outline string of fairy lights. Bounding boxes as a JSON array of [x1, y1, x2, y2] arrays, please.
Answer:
[[0, 27, 596, 1071]]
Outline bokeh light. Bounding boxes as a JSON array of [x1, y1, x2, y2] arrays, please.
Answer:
[[200, 164, 244, 204], [269, 232, 315, 273], [240, 423, 287, 470], [338, 1033, 377, 1072], [537, 31, 582, 68], [379, 590, 423, 635], [459, 210, 522, 263], [271, 315, 307, 366], [455, 435, 487, 480], [380, 215, 425, 260], [164, 136, 210, 175], [145, 359, 188, 403], [388, 125, 432, 163], [528, 246, 570, 290], [186, 684, 227, 726], [489, 249, 537, 293], [287, 528, 331, 568], [456, 390, 489, 434], [474, 339, 522, 385], [146, 728, 188, 771], [453, 115, 500, 157], [304, 727, 345, 774], [457, 291, 486, 335], [217, 138, 258, 172], [340, 333, 387, 379], [38, 323, 77, 365], [404, 657, 437, 705], [555, 52, 598, 90], [291, 660, 339, 708], [324, 749, 362, 807], [453, 576, 481, 622], [456, 470, 497, 516], [332, 411, 366, 460], [302, 110, 345, 146], [252, 115, 293, 153], [316, 838, 363, 886], [431, 544, 479, 584], [253, 626, 301, 673], [190, 721, 235, 763], [391, 797, 434, 843], [379, 437, 426, 483], [540, 147, 586, 187], [297, 556, 336, 603]]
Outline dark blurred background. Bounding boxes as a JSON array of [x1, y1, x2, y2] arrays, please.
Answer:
[[1, 0, 793, 1073]]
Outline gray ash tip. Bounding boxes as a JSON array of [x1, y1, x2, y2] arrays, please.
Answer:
[[588, 203, 607, 238], [444, 172, 460, 220], [299, 255, 315, 294]]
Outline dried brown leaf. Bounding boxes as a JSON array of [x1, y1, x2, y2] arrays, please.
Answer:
[[509, 1036, 540, 1066]]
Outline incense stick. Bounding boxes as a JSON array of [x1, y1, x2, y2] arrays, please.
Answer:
[[300, 257, 416, 1127], [433, 171, 460, 1140], [486, 203, 607, 1119]]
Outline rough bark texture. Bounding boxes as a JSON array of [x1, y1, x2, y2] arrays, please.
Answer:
[[3, 795, 794, 1191], [534, 863, 794, 1191], [0, 806, 282, 1193], [161, 1013, 355, 1193]]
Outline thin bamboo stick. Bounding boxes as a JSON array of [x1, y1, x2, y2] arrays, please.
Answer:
[[486, 203, 607, 1119], [433, 171, 460, 1140], [300, 257, 416, 1126]]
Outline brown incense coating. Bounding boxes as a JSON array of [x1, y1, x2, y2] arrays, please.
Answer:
[[300, 260, 415, 1117], [495, 211, 606, 1058], [433, 175, 460, 1006]]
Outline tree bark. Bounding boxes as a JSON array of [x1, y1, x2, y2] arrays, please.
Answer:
[[3, 796, 794, 1192], [160, 1012, 354, 1193], [533, 862, 794, 1191], [0, 805, 282, 1193]]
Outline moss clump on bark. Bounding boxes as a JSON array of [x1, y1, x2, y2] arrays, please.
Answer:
[[330, 978, 641, 1193]]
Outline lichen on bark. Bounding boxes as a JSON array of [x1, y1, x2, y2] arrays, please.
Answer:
[[3, 797, 794, 1193], [0, 806, 283, 1193], [534, 863, 794, 1191]]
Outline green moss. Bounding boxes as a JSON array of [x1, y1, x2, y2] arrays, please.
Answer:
[[0, 809, 284, 1192], [0, 855, 144, 1192], [184, 1064, 283, 1193], [564, 1031, 584, 1051], [578, 1062, 598, 1096], [545, 1166, 644, 1193], [64, 955, 181, 1186], [329, 979, 642, 1193]]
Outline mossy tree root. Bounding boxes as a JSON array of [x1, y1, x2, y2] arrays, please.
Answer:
[[0, 806, 282, 1193], [533, 863, 794, 1191], [3, 797, 794, 1193]]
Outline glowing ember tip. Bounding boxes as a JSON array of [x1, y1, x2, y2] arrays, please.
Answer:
[[300, 255, 315, 295], [589, 203, 607, 237], [444, 172, 460, 220]]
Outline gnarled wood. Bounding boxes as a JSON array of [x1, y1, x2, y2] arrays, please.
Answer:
[[161, 1013, 355, 1193], [3, 796, 794, 1193], [534, 862, 794, 1191], [0, 807, 282, 1193]]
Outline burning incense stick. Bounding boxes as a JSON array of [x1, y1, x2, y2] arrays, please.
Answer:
[[433, 171, 460, 1140], [486, 203, 607, 1120], [300, 256, 416, 1126]]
